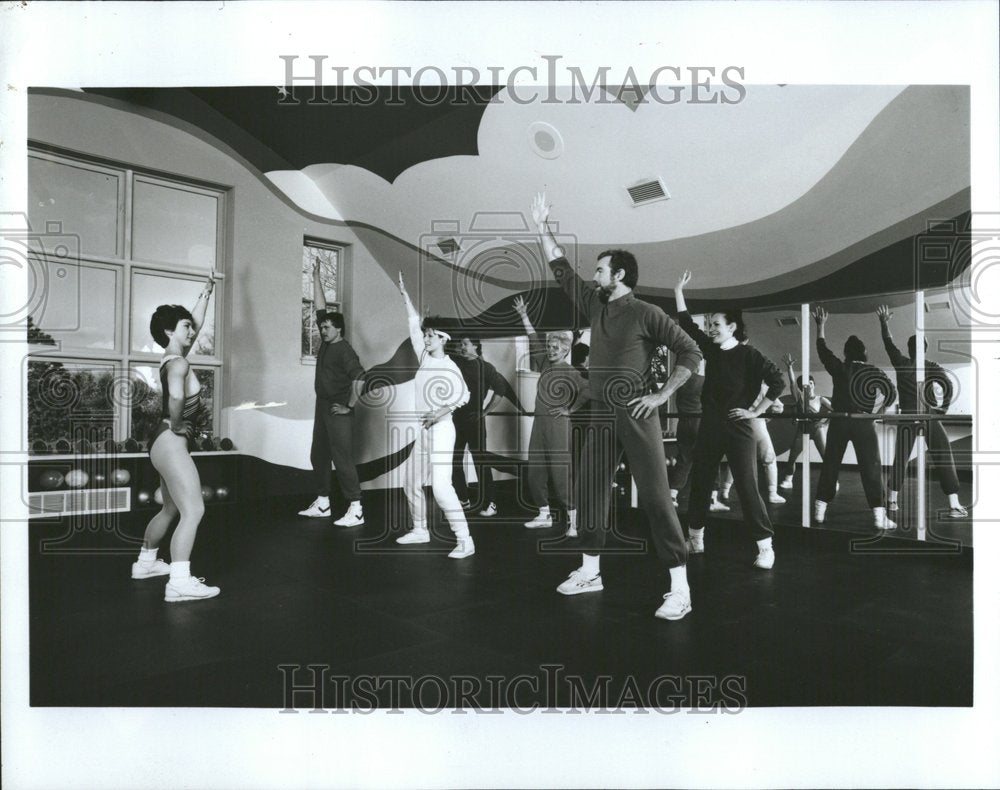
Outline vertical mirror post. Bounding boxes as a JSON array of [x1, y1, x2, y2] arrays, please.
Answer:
[[915, 289, 927, 540], [801, 302, 811, 527]]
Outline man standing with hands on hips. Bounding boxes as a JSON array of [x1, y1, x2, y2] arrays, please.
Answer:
[[298, 258, 366, 527]]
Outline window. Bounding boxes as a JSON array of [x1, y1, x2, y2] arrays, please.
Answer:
[[301, 239, 343, 358], [26, 149, 227, 451]]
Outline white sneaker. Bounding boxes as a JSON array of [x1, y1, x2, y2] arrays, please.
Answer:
[[754, 546, 775, 569], [687, 529, 704, 554], [396, 529, 431, 545], [459, 499, 472, 510], [709, 500, 730, 512], [768, 492, 787, 504], [333, 503, 364, 527], [948, 505, 969, 518], [131, 558, 170, 579], [779, 477, 794, 490], [479, 503, 497, 517], [654, 590, 692, 621], [813, 501, 827, 524], [164, 576, 220, 602], [448, 537, 475, 559], [524, 512, 553, 529], [566, 524, 578, 538], [888, 501, 899, 512], [298, 499, 331, 518], [874, 509, 897, 530], [556, 569, 603, 596]]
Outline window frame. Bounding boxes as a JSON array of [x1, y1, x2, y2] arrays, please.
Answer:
[[300, 237, 348, 365]]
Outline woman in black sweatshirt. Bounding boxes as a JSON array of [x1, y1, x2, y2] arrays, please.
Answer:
[[812, 307, 897, 529], [674, 271, 785, 569]]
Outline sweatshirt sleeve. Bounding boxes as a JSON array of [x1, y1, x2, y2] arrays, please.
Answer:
[[816, 337, 842, 377], [448, 363, 471, 410], [755, 350, 786, 402], [880, 323, 907, 369], [344, 344, 365, 381], [407, 314, 425, 360], [547, 256, 598, 323], [646, 307, 702, 374], [677, 310, 713, 355]]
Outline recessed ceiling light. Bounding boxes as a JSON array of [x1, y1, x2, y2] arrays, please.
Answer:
[[527, 121, 564, 160]]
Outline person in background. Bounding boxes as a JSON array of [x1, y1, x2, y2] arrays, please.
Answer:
[[649, 345, 704, 508], [392, 273, 474, 558], [514, 296, 589, 537], [876, 305, 967, 518], [534, 192, 702, 622], [137, 274, 221, 602], [812, 306, 897, 529], [779, 353, 831, 490], [451, 335, 506, 517], [298, 258, 366, 527], [674, 271, 785, 570]]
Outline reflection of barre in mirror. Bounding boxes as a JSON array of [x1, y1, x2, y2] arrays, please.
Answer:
[[233, 401, 287, 410]]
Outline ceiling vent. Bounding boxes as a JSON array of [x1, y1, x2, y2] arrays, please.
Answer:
[[775, 316, 800, 327], [626, 178, 670, 206], [924, 300, 951, 312], [435, 238, 461, 257]]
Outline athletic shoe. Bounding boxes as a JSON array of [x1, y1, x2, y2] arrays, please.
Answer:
[[654, 590, 692, 621], [873, 509, 896, 530], [779, 477, 794, 490], [813, 501, 827, 524], [479, 503, 498, 517], [948, 505, 969, 518], [888, 501, 899, 512], [164, 576, 220, 603], [298, 499, 331, 518], [459, 499, 472, 510], [448, 537, 475, 559], [565, 525, 578, 538], [556, 569, 603, 596], [524, 512, 553, 529], [754, 546, 775, 569], [709, 500, 730, 512], [333, 503, 364, 527], [396, 529, 431, 545], [687, 529, 705, 554], [131, 559, 170, 579], [768, 492, 787, 504]]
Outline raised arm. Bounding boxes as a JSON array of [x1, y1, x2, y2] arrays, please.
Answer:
[[514, 295, 546, 371], [674, 270, 712, 352], [532, 192, 597, 320], [189, 273, 216, 336], [398, 272, 424, 358], [313, 257, 328, 313], [782, 353, 803, 409], [813, 306, 841, 376], [876, 305, 906, 367]]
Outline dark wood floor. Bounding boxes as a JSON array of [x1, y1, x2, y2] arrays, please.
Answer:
[[30, 480, 972, 710]]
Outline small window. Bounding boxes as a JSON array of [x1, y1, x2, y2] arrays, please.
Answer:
[[301, 240, 343, 358], [30, 258, 119, 351], [132, 177, 219, 269]]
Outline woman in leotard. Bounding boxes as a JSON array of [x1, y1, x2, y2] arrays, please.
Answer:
[[392, 273, 475, 558], [131, 274, 221, 602], [779, 353, 831, 490], [674, 270, 785, 570]]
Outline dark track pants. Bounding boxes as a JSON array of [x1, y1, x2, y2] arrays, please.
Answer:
[[887, 419, 959, 495], [452, 417, 495, 508], [574, 403, 687, 567], [311, 398, 361, 501], [816, 418, 884, 507], [687, 416, 774, 541], [527, 413, 572, 509], [672, 415, 700, 492]]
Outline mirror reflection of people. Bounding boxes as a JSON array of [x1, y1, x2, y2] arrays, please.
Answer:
[[393, 273, 475, 558], [534, 193, 702, 622], [137, 274, 221, 602], [779, 353, 831, 490], [877, 305, 967, 518], [515, 296, 590, 536], [812, 306, 897, 529], [675, 271, 785, 571], [298, 258, 366, 527]]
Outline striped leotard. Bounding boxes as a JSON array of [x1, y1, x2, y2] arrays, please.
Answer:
[[148, 354, 202, 453]]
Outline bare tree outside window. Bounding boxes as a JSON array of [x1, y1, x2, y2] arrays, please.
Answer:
[[301, 241, 341, 357]]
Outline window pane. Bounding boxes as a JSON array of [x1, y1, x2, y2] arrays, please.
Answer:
[[131, 272, 216, 356], [28, 156, 120, 258], [130, 364, 216, 443], [132, 179, 218, 269], [30, 260, 117, 350], [28, 360, 116, 450], [302, 243, 339, 356], [302, 302, 319, 357]]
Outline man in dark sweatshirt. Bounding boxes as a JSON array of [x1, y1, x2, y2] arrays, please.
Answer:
[[876, 305, 966, 517], [531, 192, 703, 622]]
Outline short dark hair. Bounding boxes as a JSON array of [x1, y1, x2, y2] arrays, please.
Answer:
[[795, 375, 815, 390], [150, 305, 194, 348], [844, 335, 867, 363], [907, 334, 928, 359], [422, 314, 448, 335], [571, 343, 590, 367], [318, 311, 345, 333], [457, 335, 482, 356], [596, 249, 638, 290]]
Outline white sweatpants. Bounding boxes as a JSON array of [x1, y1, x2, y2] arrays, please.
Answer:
[[400, 418, 470, 537]]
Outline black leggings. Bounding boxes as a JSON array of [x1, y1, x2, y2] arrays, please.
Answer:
[[452, 417, 495, 508], [816, 418, 884, 507], [688, 416, 774, 542]]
